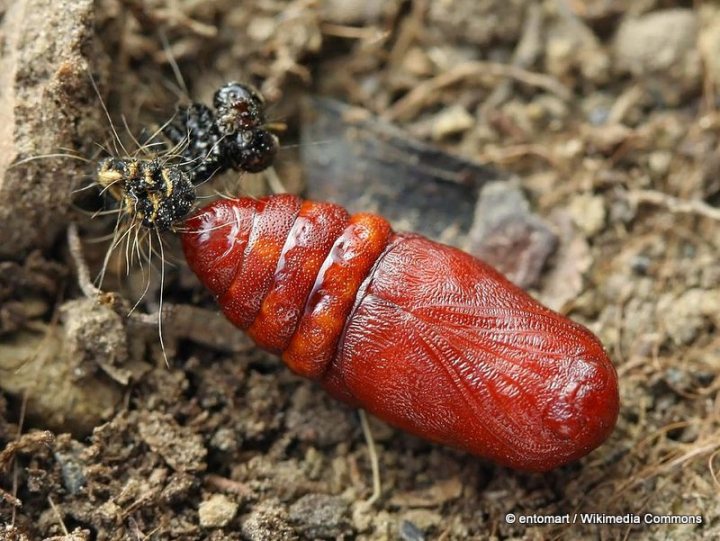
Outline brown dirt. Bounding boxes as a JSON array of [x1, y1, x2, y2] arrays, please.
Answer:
[[1, 1, 720, 540]]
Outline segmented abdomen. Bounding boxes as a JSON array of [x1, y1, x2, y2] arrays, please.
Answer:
[[182, 194, 393, 377]]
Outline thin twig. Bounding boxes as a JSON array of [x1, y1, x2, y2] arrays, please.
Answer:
[[627, 189, 720, 222], [67, 223, 102, 298], [359, 410, 382, 506], [265, 166, 288, 195], [48, 496, 69, 535], [385, 61, 572, 122]]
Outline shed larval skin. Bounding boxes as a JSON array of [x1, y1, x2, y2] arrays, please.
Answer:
[[181, 194, 619, 472]]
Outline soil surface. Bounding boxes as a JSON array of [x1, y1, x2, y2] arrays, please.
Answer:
[[1, 1, 720, 540]]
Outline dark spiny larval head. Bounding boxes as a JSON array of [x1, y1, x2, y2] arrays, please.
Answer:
[[213, 81, 266, 136], [96, 157, 195, 231], [225, 129, 279, 173]]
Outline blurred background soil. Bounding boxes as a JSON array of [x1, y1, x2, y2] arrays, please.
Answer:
[[1, 0, 720, 539]]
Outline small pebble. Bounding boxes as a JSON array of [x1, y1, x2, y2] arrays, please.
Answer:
[[402, 47, 434, 77], [568, 193, 606, 237], [648, 151, 671, 177], [199, 494, 238, 528], [137, 411, 207, 472], [402, 509, 443, 531], [399, 520, 425, 541], [321, 0, 392, 24], [431, 105, 474, 141], [467, 182, 558, 289], [241, 499, 295, 541], [613, 9, 700, 103], [614, 9, 698, 74], [289, 493, 351, 538]]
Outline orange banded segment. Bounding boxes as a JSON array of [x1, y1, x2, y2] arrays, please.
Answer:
[[248, 201, 350, 353], [219, 194, 302, 329], [283, 213, 392, 379], [181, 198, 257, 297]]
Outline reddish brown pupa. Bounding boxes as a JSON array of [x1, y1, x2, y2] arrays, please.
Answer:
[[182, 194, 619, 472]]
